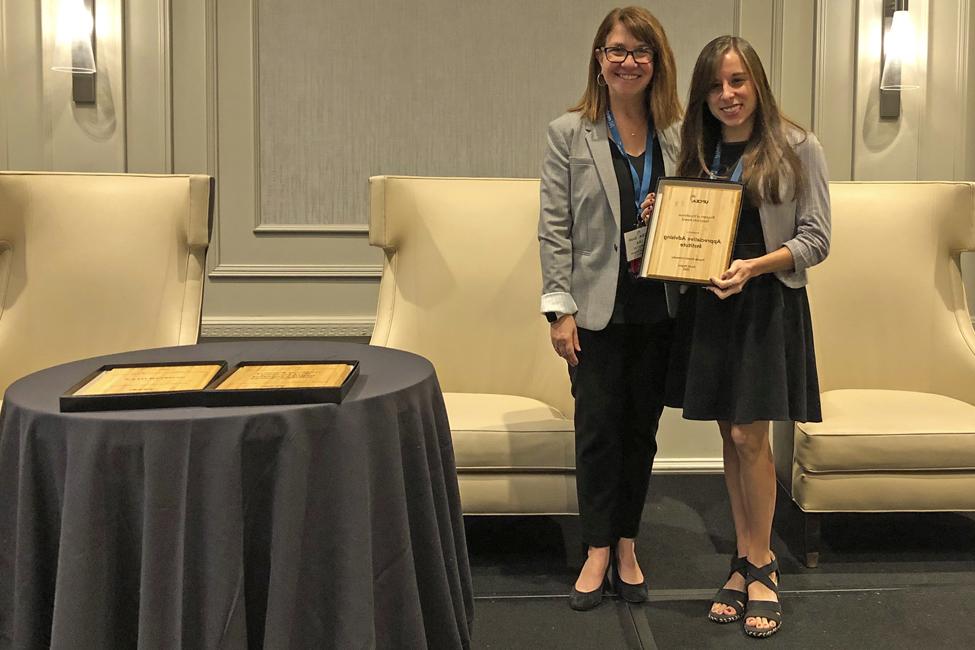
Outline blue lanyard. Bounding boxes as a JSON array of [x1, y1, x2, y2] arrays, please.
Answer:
[[710, 141, 744, 182], [606, 110, 654, 217]]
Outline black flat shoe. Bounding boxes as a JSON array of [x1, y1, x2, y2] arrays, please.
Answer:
[[570, 550, 611, 611], [611, 557, 648, 603], [569, 582, 605, 611]]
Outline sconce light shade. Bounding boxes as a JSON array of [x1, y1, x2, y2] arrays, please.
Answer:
[[880, 10, 919, 91], [51, 0, 96, 74]]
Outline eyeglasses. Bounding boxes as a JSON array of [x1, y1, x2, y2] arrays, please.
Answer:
[[599, 46, 654, 64]]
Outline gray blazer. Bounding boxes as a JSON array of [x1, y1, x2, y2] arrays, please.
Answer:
[[538, 111, 680, 330], [758, 129, 831, 287]]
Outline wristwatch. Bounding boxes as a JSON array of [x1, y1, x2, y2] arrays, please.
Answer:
[[545, 312, 559, 323]]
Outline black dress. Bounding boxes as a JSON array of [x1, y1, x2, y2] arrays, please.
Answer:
[[665, 141, 822, 424]]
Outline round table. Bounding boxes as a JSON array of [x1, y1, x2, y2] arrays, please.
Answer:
[[0, 341, 473, 649]]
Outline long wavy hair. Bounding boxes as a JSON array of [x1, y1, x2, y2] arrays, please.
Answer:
[[569, 6, 682, 129], [677, 35, 805, 205]]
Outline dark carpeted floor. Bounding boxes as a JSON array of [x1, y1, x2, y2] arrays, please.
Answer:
[[464, 474, 975, 649]]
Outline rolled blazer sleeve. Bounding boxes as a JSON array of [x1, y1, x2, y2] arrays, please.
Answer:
[[538, 119, 579, 316], [781, 133, 831, 273]]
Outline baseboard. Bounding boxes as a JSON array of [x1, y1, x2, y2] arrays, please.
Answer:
[[653, 458, 724, 474], [208, 264, 382, 278], [201, 316, 375, 338]]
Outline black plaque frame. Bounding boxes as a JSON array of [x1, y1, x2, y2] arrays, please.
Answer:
[[60, 361, 228, 412], [202, 360, 360, 407]]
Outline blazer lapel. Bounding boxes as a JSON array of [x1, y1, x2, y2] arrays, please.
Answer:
[[657, 122, 680, 176], [585, 117, 622, 230]]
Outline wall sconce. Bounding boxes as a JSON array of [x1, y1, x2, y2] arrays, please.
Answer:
[[50, 0, 97, 104], [879, 0, 919, 119]]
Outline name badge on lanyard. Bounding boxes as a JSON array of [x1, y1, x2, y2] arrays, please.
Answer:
[[623, 228, 646, 264], [606, 110, 654, 266], [709, 141, 744, 182]]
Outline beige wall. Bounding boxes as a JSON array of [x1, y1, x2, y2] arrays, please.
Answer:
[[1, 0, 974, 470]]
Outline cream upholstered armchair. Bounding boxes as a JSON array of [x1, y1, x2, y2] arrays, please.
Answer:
[[0, 172, 213, 403], [368, 176, 576, 514], [773, 182, 975, 567]]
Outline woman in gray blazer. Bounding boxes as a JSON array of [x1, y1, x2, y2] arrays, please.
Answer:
[[537, 6, 681, 611], [661, 35, 831, 638]]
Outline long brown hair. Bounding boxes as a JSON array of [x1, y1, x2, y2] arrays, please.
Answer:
[[677, 35, 805, 205], [569, 7, 682, 129]]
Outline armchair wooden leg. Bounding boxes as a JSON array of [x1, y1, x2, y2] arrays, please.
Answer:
[[803, 512, 822, 568]]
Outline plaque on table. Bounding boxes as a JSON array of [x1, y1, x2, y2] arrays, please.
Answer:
[[60, 361, 227, 412], [639, 177, 743, 284], [203, 360, 360, 406]]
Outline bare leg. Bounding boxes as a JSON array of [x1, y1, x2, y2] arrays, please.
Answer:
[[574, 545, 611, 592], [711, 420, 750, 617], [731, 420, 778, 632], [615, 537, 644, 584]]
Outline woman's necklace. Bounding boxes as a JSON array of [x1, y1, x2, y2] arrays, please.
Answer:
[[623, 122, 641, 137], [617, 115, 643, 137]]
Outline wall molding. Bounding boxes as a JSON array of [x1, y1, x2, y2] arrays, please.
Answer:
[[160, 0, 174, 172], [250, 0, 369, 232], [253, 224, 370, 234], [770, 0, 784, 96], [209, 263, 382, 278], [955, 0, 972, 179], [206, 0, 228, 274], [0, 0, 8, 170], [814, 0, 857, 181], [201, 315, 375, 338], [812, 0, 825, 135], [912, 0, 931, 181], [124, 0, 173, 173], [654, 458, 724, 474], [251, 0, 264, 231]]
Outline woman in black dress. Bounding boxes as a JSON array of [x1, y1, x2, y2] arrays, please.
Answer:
[[646, 36, 830, 637]]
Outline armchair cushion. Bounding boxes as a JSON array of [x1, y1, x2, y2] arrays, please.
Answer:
[[445, 393, 574, 471], [796, 389, 975, 472]]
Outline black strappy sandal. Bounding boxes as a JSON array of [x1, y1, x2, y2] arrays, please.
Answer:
[[743, 558, 782, 638], [707, 555, 748, 623]]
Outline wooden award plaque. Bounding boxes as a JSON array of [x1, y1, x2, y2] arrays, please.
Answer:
[[639, 178, 743, 284]]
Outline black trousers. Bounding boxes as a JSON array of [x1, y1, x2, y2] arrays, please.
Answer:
[[569, 320, 673, 547]]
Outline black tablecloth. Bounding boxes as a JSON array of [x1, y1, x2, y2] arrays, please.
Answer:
[[0, 341, 473, 649]]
